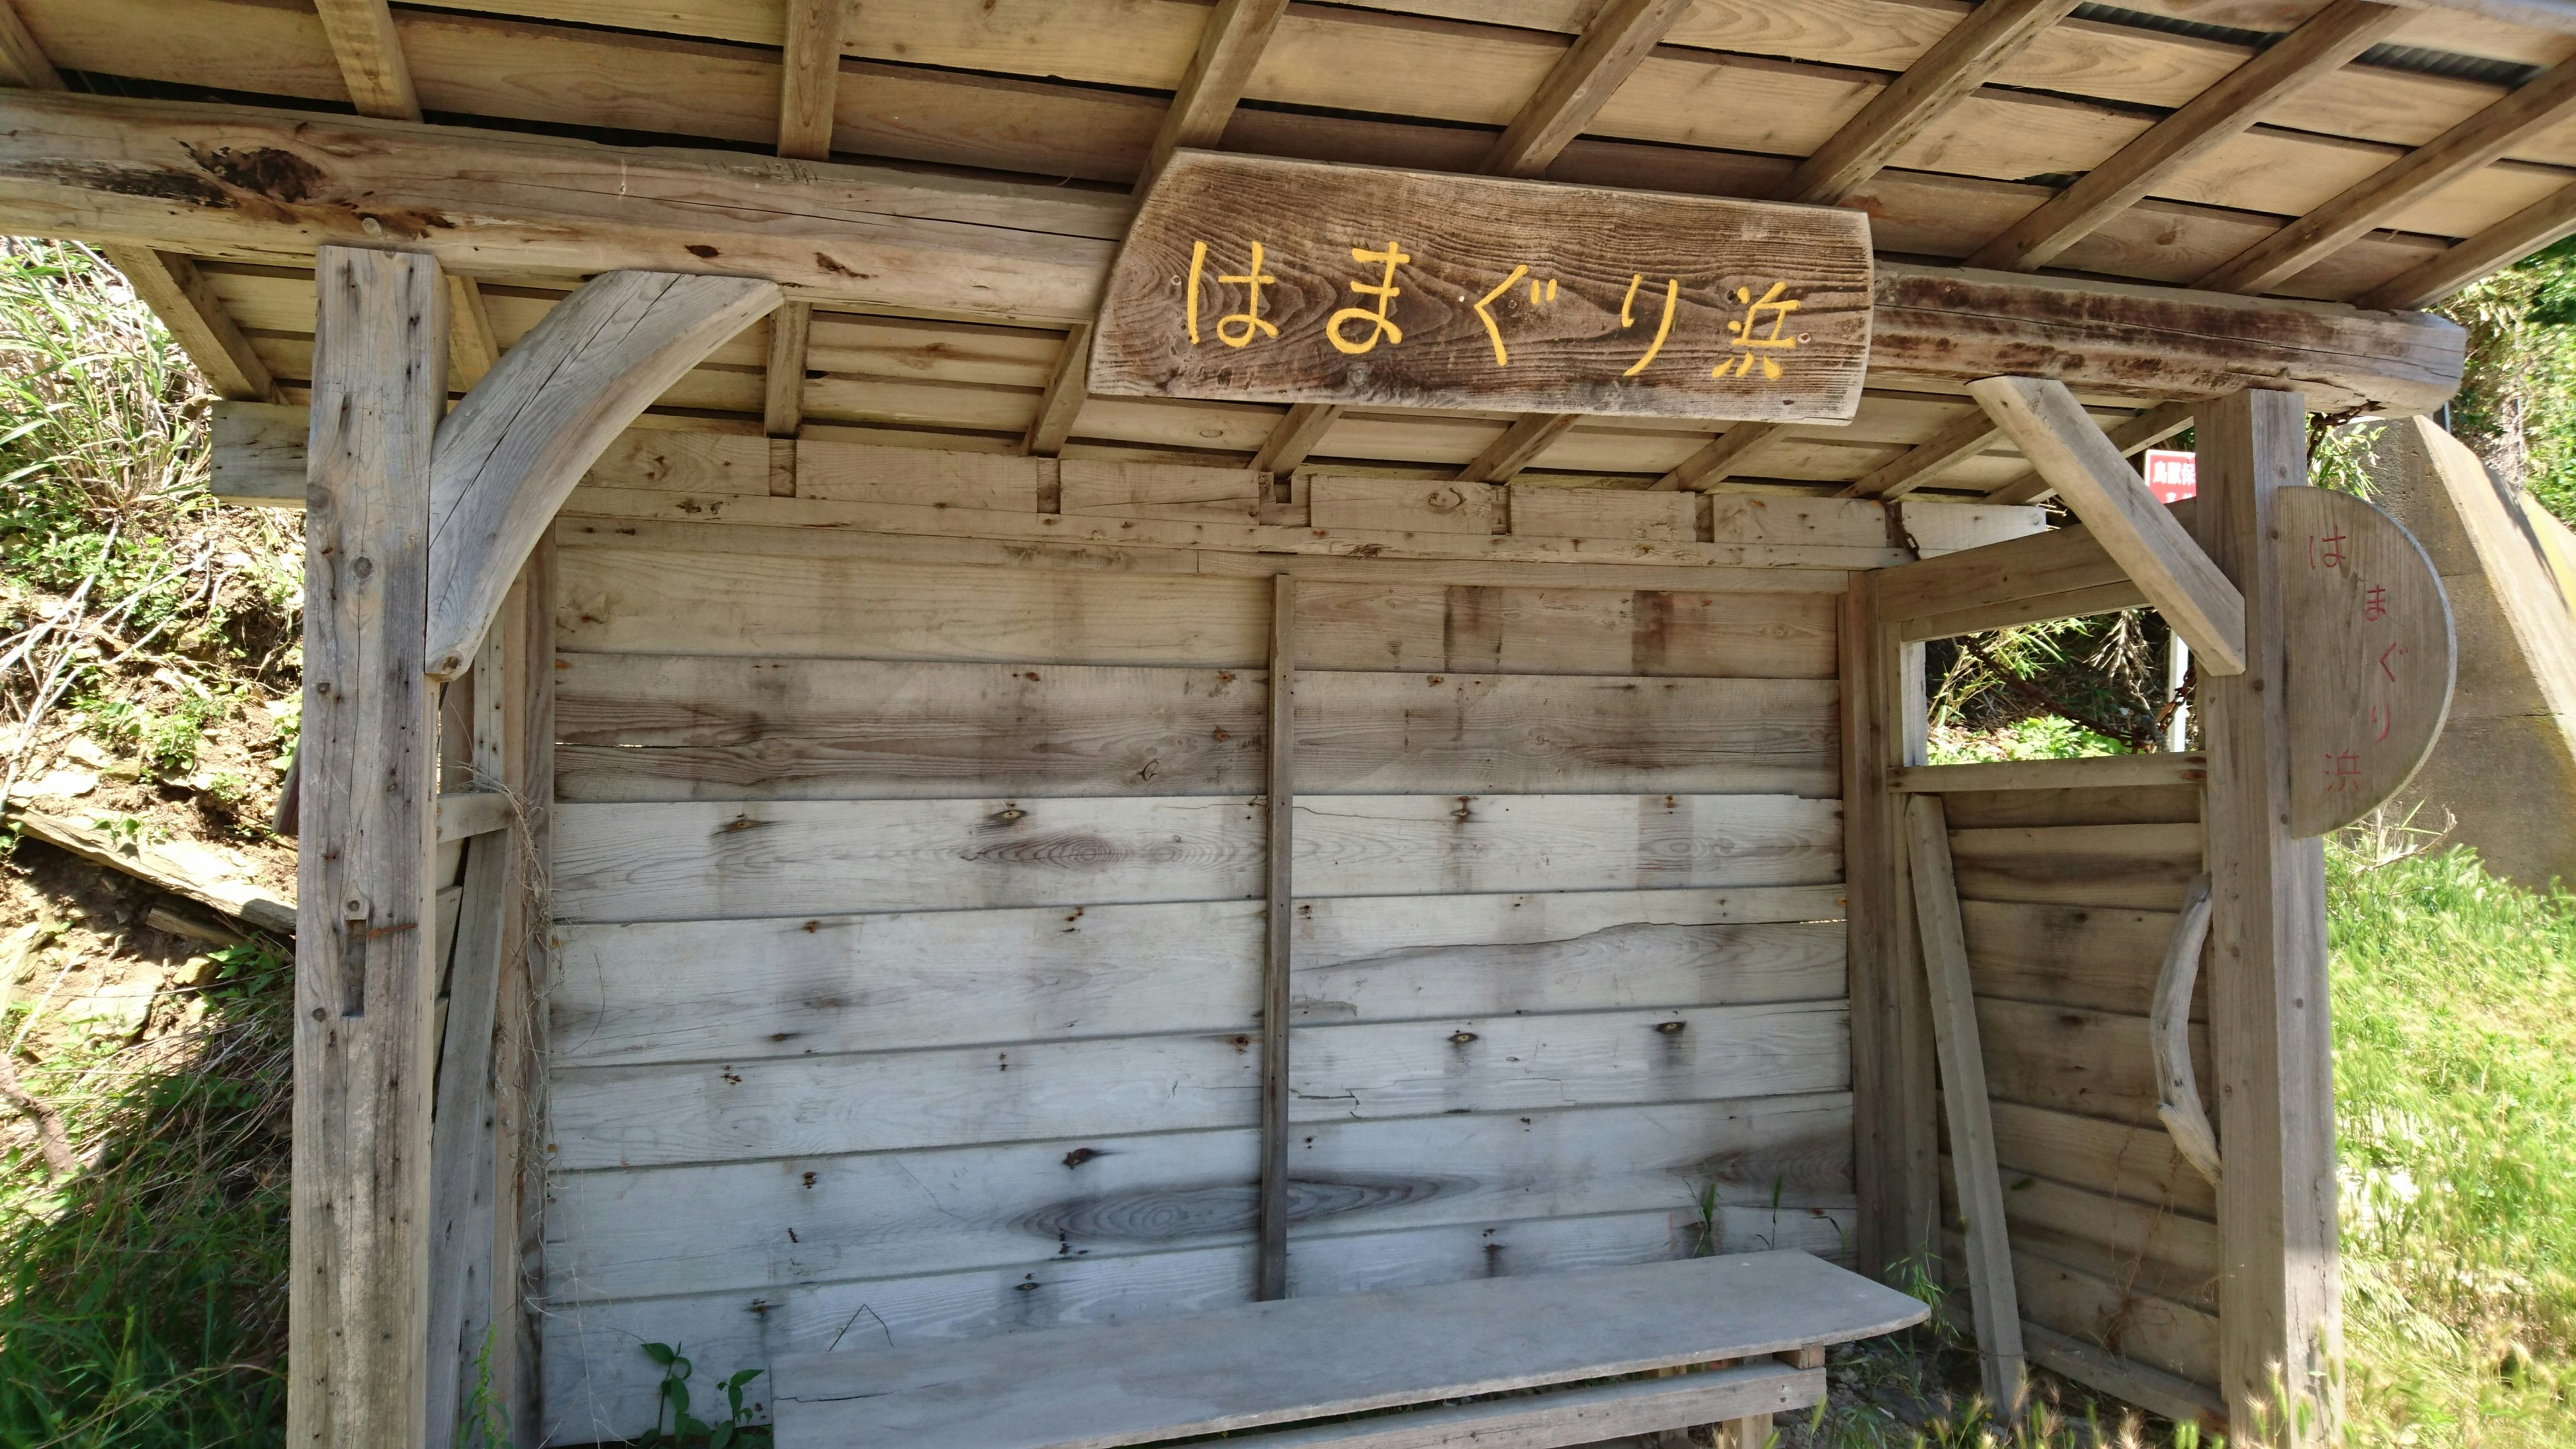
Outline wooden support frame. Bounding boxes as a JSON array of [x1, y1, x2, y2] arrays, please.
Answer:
[[1778, 0, 2082, 207], [1984, 400, 2194, 506], [1258, 574, 1295, 1301], [1482, 0, 1692, 178], [1970, 378, 2246, 674], [1138, 0, 1289, 193], [775, 0, 844, 162], [2361, 177, 2576, 310], [1843, 573, 1939, 1282], [292, 242, 447, 1449], [1902, 794, 2027, 1415], [764, 301, 812, 439], [1023, 323, 1092, 458], [1253, 402, 1340, 477], [1968, 1, 2409, 274], [2190, 387, 2342, 1440], [1844, 410, 2002, 501], [445, 276, 500, 393], [0, 0, 58, 90], [100, 246, 279, 403], [1652, 423, 1790, 492], [423, 270, 779, 678], [313, 0, 421, 122], [1459, 413, 1578, 484]]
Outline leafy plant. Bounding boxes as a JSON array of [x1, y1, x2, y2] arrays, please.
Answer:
[[640, 1341, 767, 1449]]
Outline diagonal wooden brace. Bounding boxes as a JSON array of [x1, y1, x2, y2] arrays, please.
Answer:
[[1968, 376, 2247, 675]]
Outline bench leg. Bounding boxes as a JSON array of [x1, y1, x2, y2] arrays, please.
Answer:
[[1716, 1415, 1772, 1449]]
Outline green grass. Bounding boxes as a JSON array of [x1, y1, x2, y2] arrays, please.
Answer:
[[0, 941, 291, 1448]]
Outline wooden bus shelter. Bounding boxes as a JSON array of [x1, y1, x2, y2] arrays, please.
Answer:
[[7, 0, 2572, 1442]]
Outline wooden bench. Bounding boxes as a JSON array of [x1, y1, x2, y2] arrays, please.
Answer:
[[769, 1251, 1927, 1449]]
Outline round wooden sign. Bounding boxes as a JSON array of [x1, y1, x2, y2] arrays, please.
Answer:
[[2275, 486, 2455, 839]]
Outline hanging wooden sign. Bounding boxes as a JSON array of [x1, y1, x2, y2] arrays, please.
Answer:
[[2277, 486, 2455, 838], [1089, 151, 1874, 423]]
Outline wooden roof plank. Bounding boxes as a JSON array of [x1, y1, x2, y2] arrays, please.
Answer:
[[313, 0, 421, 122], [1970, 0, 2412, 274], [0, 0, 58, 89], [2200, 51, 2576, 294], [1776, 0, 2084, 206]]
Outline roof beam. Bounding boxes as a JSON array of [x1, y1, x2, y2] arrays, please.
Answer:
[[0, 91, 2465, 412], [1460, 412, 1580, 484], [777, 0, 843, 162], [1969, 1, 2408, 274], [2198, 54, 2576, 295], [2361, 178, 2576, 309], [312, 0, 421, 123], [445, 272, 499, 391], [764, 299, 812, 438], [1137, 0, 1290, 195], [101, 246, 277, 402], [1482, 0, 1693, 179], [1776, 0, 2082, 207], [1841, 409, 2004, 500], [1984, 399, 2195, 504], [1650, 421, 1792, 492], [1970, 376, 2245, 674]]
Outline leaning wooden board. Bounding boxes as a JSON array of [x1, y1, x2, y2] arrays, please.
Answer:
[[767, 1252, 1925, 1449]]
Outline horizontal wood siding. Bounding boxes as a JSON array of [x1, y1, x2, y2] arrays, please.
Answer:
[[1931, 766, 2216, 1401], [539, 524, 1849, 1441]]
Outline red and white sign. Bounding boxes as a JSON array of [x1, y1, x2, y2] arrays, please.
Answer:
[[2143, 449, 2197, 504]]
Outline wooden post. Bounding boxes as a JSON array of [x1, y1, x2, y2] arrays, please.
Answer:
[[292, 244, 447, 1449], [1902, 794, 2027, 1415], [1841, 573, 1938, 1281], [2188, 388, 2340, 1443], [496, 539, 555, 1446], [1258, 574, 1295, 1301]]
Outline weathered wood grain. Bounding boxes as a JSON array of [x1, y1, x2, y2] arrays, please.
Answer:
[[1936, 784, 2203, 830], [422, 269, 780, 678], [2274, 484, 2457, 836], [1093, 151, 1874, 422], [1309, 476, 1500, 535], [1062, 458, 1263, 521], [1977, 998, 2209, 1132], [1945, 822, 2204, 910], [1960, 900, 2194, 1021], [555, 548, 1273, 665], [552, 793, 1843, 921], [2000, 1240, 2222, 1391], [1295, 582, 1838, 679], [767, 1254, 1903, 1449], [1986, 1098, 2218, 1222], [540, 1222, 1863, 1444], [1509, 485, 1696, 541], [550, 1001, 1847, 1169], [290, 244, 444, 1449], [551, 885, 1844, 1066], [545, 1093, 1856, 1302], [1890, 755, 2204, 794]]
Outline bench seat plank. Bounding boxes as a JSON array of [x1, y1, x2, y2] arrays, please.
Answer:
[[1230, 1361, 1821, 1449], [770, 1251, 1924, 1449]]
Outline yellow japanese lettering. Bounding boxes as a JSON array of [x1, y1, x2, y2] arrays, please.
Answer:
[[1716, 281, 1803, 381], [1621, 276, 1678, 378], [1185, 239, 1208, 346], [1216, 241, 1279, 348], [1471, 265, 1529, 367], [1329, 242, 1411, 356]]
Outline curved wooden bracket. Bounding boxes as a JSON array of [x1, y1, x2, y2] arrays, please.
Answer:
[[423, 270, 781, 678], [2153, 873, 2224, 1189]]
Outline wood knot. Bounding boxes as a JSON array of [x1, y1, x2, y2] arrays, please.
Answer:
[[1450, 1031, 1479, 1044]]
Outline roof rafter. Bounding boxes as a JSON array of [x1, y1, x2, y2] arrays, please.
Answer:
[[1650, 422, 1794, 492], [1842, 409, 2004, 500], [1776, 0, 2083, 207], [2199, 52, 2576, 295], [1969, 0, 2409, 274], [776, 0, 844, 162], [2361, 178, 2576, 309], [312, 0, 421, 123], [0, 0, 58, 91], [1460, 413, 1582, 484], [1136, 0, 1291, 196], [1252, 402, 1340, 477], [1983, 400, 2194, 504]]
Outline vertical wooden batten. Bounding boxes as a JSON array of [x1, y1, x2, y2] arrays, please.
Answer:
[[292, 243, 448, 1449], [1258, 574, 1295, 1302], [1843, 573, 1937, 1281], [496, 541, 554, 1445], [2190, 387, 2340, 1441], [1902, 794, 2027, 1415]]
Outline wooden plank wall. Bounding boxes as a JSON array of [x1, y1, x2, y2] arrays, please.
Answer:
[[1931, 771, 2222, 1407], [533, 481, 1859, 1443]]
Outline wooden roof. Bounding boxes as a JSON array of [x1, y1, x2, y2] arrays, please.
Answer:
[[7, 0, 2570, 498]]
